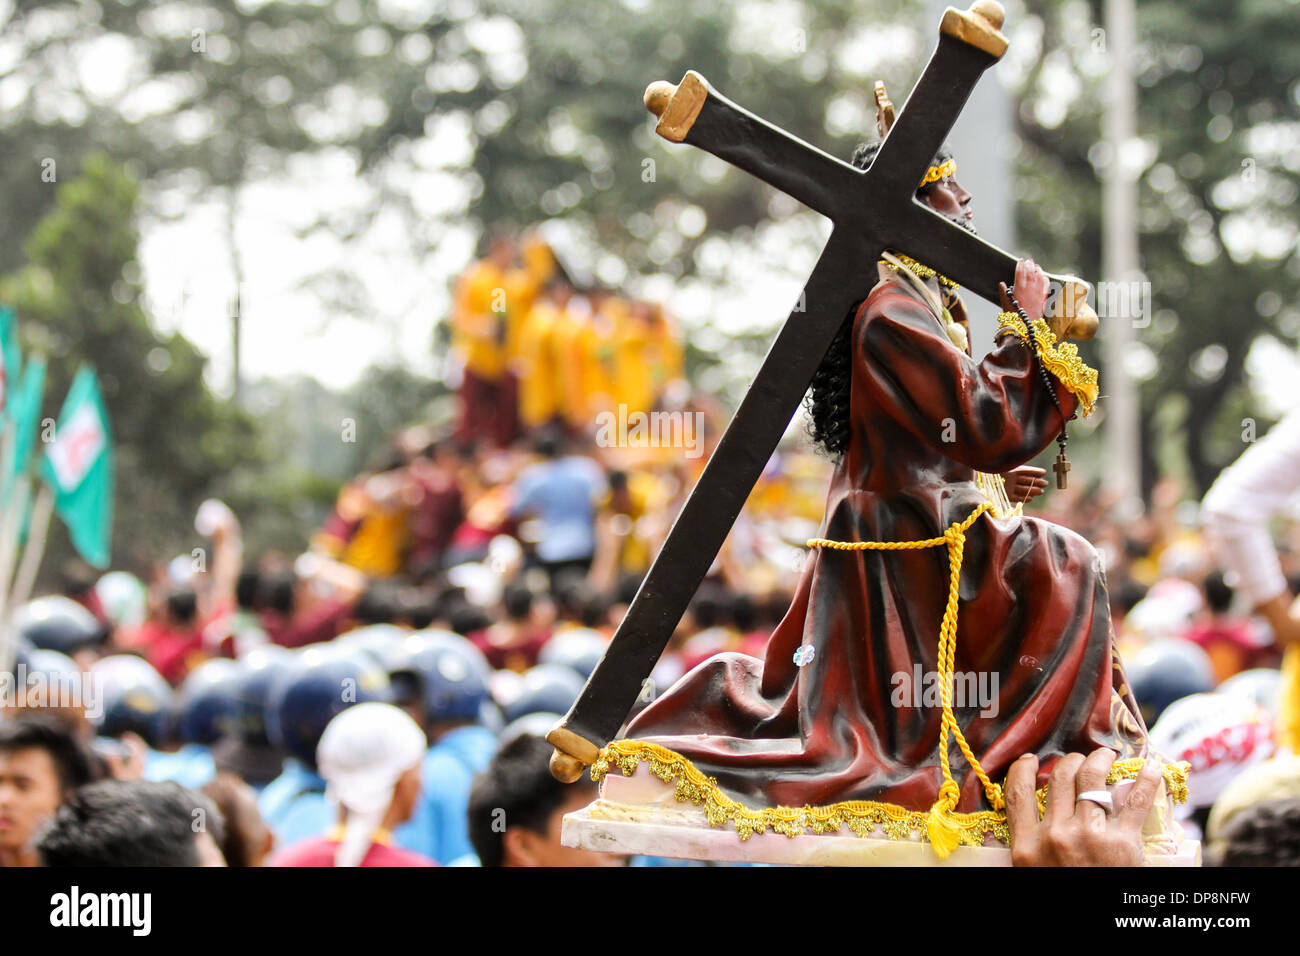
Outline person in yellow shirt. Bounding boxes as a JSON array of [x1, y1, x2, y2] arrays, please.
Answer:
[[589, 467, 673, 590], [312, 449, 414, 580], [571, 289, 624, 428], [553, 294, 594, 433], [504, 231, 555, 353], [612, 301, 684, 419], [452, 233, 514, 446], [451, 231, 554, 447], [514, 275, 572, 432]]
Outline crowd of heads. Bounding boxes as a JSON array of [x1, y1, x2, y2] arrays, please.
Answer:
[[4, 417, 1300, 868], [0, 377, 829, 868], [2, 461, 1294, 867]]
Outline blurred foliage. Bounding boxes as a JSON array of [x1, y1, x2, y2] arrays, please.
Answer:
[[0, 153, 260, 578], [1013, 0, 1300, 494], [228, 365, 449, 557]]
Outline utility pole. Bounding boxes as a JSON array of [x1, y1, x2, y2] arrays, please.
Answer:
[[1102, 0, 1143, 504]]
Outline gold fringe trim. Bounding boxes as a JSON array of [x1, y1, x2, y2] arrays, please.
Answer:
[[880, 252, 961, 290], [591, 739, 1189, 852], [997, 312, 1100, 417]]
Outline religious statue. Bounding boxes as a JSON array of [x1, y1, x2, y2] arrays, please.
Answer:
[[547, 2, 1194, 864]]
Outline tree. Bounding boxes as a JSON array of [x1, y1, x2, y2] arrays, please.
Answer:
[[0, 153, 259, 578], [1011, 0, 1300, 495]]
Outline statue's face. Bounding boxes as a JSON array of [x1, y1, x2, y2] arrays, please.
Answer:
[[922, 175, 976, 235]]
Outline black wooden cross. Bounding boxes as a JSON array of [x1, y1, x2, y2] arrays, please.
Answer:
[[548, 1, 1095, 780]]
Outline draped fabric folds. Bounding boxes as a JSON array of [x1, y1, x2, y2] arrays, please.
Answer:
[[627, 276, 1149, 813]]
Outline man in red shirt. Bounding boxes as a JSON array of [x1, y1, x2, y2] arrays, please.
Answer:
[[267, 702, 435, 867], [259, 557, 367, 650], [136, 585, 205, 685], [1185, 571, 1278, 683]]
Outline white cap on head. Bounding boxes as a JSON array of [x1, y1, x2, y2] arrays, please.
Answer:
[[316, 702, 427, 866]]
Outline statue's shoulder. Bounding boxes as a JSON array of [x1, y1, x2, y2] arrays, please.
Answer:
[[856, 273, 934, 328]]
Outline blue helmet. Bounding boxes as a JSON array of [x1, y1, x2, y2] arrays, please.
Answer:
[[391, 629, 493, 678], [501, 664, 584, 724], [5, 637, 34, 677], [24, 648, 79, 679], [499, 711, 564, 747], [92, 655, 173, 747], [10, 648, 81, 710], [538, 628, 607, 679], [333, 624, 409, 669], [229, 645, 295, 746], [388, 629, 491, 724], [266, 646, 391, 767], [7, 636, 35, 677], [14, 595, 104, 655], [477, 698, 506, 735], [175, 658, 244, 745], [1123, 638, 1216, 727]]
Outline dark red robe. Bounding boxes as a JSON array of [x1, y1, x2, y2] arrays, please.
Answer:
[[626, 274, 1148, 813]]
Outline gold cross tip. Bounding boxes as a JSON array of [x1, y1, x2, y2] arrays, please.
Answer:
[[644, 72, 709, 142], [940, 2, 1009, 58]]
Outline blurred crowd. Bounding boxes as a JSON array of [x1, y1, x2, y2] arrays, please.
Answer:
[[448, 225, 686, 450], [0, 344, 840, 868], [1, 447, 1295, 867], [1032, 475, 1299, 862]]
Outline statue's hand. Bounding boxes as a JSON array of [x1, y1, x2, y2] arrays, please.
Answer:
[[1005, 257, 1050, 323], [1001, 465, 1048, 503], [1001, 267, 1099, 343]]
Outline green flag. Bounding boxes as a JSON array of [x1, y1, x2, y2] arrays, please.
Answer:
[[8, 354, 46, 488], [40, 366, 113, 568], [0, 306, 19, 421]]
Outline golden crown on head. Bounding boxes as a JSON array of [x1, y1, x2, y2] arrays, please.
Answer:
[[874, 81, 956, 189]]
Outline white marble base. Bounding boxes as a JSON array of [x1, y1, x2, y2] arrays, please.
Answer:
[[560, 764, 1202, 867]]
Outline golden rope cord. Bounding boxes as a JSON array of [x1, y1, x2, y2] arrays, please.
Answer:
[[807, 502, 999, 854]]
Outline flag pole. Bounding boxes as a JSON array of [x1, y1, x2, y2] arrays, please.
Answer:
[[0, 359, 18, 677], [0, 468, 30, 680], [0, 416, 14, 506], [10, 483, 53, 609]]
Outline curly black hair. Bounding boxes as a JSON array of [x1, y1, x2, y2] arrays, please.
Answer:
[[1208, 796, 1300, 867], [802, 139, 953, 458]]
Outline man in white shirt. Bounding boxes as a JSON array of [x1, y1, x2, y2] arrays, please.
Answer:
[[1201, 407, 1300, 751]]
